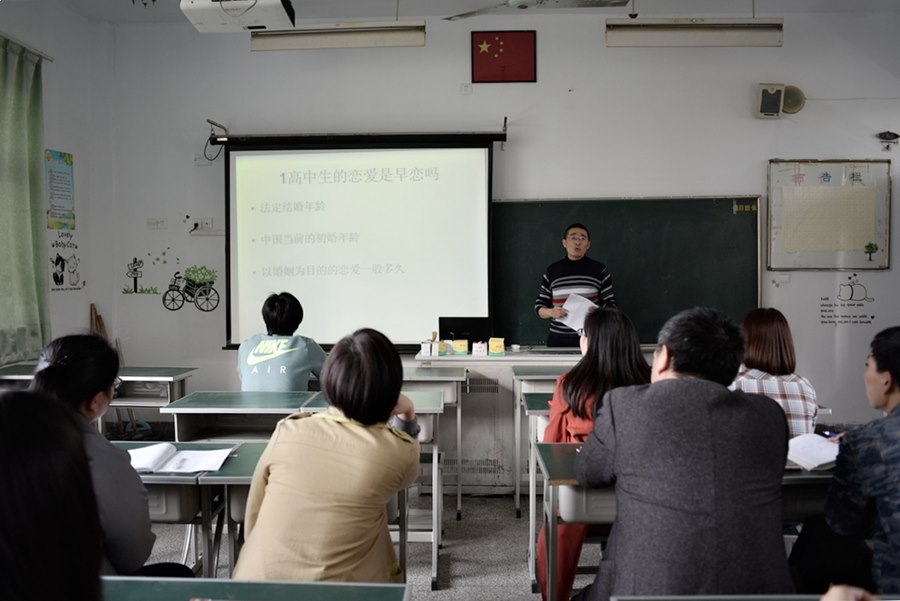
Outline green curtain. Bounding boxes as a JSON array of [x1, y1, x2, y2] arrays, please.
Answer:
[[0, 36, 50, 364]]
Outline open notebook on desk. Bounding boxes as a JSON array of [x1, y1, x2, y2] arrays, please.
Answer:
[[788, 433, 839, 471], [128, 442, 234, 473]]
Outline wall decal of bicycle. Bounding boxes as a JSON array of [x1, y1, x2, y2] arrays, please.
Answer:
[[162, 265, 219, 312]]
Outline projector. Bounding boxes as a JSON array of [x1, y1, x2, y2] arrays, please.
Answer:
[[180, 0, 296, 33]]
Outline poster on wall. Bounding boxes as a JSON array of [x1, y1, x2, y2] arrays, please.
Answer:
[[768, 159, 890, 270], [44, 149, 75, 230], [45, 149, 84, 290]]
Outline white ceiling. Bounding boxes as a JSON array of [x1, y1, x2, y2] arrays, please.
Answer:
[[50, 0, 900, 26]]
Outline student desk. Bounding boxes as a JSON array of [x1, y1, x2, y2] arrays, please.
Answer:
[[522, 392, 553, 592], [403, 366, 467, 520], [512, 365, 570, 517], [537, 443, 834, 601], [0, 363, 196, 404], [102, 575, 410, 601], [160, 391, 322, 440], [0, 363, 196, 432], [112, 440, 237, 578], [162, 390, 445, 589]]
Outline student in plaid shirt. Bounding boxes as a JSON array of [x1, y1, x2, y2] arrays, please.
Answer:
[[729, 308, 818, 437]]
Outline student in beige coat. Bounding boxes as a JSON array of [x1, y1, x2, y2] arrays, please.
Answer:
[[233, 328, 420, 583]]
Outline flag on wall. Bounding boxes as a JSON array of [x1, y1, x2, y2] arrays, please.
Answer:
[[471, 31, 536, 83]]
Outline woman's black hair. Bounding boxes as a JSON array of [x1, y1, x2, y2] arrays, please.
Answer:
[[321, 328, 402, 425], [871, 325, 900, 384], [0, 390, 102, 601], [30, 334, 120, 413], [562, 307, 650, 419]]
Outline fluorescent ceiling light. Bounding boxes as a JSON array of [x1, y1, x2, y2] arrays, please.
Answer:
[[606, 18, 783, 47], [250, 20, 426, 51]]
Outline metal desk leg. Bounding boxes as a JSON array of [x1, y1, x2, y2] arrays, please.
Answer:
[[431, 414, 441, 590], [200, 486, 224, 578], [545, 478, 559, 601], [456, 382, 462, 521], [398, 487, 407, 581], [180, 524, 194, 567], [200, 486, 213, 577], [225, 485, 242, 576], [514, 377, 522, 517], [528, 414, 539, 592]]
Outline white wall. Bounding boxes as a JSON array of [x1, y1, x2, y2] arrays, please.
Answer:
[[4, 3, 900, 422]]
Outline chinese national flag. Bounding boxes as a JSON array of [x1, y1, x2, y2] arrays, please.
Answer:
[[472, 31, 536, 83]]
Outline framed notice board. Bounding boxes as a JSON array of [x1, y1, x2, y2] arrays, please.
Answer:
[[768, 159, 891, 270], [491, 197, 761, 346]]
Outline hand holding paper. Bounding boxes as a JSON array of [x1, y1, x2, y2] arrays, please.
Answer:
[[558, 294, 597, 334]]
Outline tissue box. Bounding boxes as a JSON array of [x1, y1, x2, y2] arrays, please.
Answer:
[[452, 340, 468, 355], [472, 341, 487, 356], [489, 337, 505, 356]]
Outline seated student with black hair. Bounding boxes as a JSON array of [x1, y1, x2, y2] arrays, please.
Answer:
[[573, 307, 793, 601], [233, 328, 420, 583], [825, 325, 900, 594], [238, 292, 326, 391], [0, 390, 104, 601], [788, 330, 900, 595], [30, 334, 193, 578]]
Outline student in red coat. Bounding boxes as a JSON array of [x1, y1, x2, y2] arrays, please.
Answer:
[[537, 307, 650, 601]]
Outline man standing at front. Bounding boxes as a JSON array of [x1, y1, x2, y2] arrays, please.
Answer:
[[573, 307, 793, 601], [535, 223, 616, 347]]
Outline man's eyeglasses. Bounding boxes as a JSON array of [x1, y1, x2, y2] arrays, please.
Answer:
[[566, 235, 588, 242], [113, 377, 122, 391]]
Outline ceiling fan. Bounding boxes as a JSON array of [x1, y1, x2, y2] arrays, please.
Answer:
[[444, 0, 629, 21]]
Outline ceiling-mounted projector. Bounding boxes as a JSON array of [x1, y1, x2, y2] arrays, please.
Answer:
[[181, 0, 295, 33]]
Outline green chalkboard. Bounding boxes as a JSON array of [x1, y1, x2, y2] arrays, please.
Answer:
[[491, 197, 760, 345]]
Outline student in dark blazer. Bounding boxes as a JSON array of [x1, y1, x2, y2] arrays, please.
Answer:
[[574, 307, 794, 601]]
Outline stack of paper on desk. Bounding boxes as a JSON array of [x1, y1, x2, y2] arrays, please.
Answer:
[[127, 442, 232, 473], [788, 433, 840, 471]]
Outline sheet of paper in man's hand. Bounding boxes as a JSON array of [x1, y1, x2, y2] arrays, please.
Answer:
[[559, 294, 597, 333]]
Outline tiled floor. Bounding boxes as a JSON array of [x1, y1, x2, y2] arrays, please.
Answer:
[[147, 493, 602, 601]]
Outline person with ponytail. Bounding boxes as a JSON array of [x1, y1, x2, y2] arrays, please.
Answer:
[[31, 334, 191, 578], [537, 307, 650, 601]]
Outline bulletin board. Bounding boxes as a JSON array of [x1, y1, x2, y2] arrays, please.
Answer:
[[768, 159, 891, 270]]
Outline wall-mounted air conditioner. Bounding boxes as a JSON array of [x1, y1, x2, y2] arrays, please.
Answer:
[[180, 0, 295, 33]]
